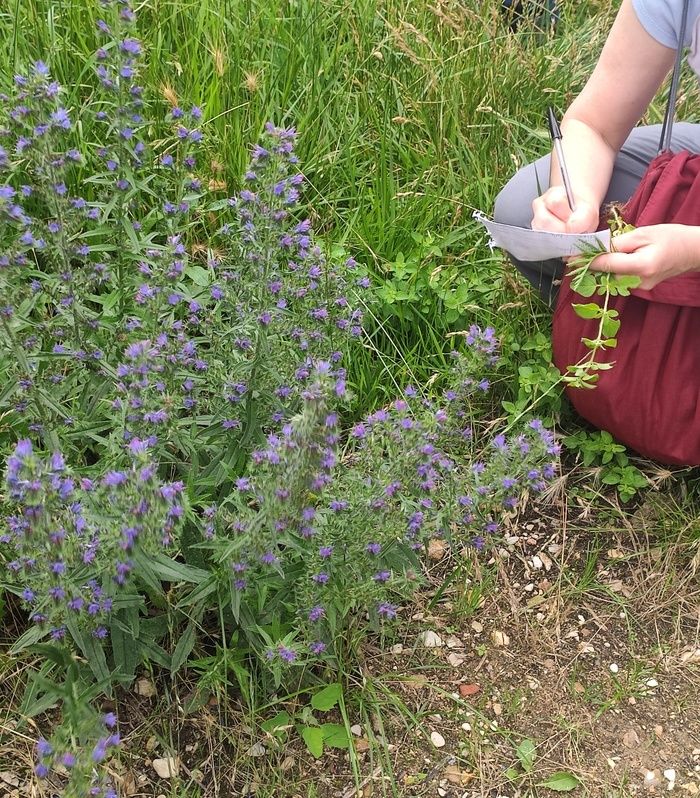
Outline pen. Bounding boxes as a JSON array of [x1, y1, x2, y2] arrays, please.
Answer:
[[547, 106, 576, 212]]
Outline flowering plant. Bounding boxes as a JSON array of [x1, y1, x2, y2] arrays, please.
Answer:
[[0, 0, 560, 790], [201, 326, 559, 687]]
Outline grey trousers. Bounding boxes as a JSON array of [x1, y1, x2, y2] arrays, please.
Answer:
[[493, 123, 700, 305]]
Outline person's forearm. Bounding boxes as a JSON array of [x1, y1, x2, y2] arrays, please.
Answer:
[[549, 116, 617, 211]]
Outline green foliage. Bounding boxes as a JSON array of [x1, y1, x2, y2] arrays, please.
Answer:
[[507, 738, 581, 793], [564, 210, 642, 389], [502, 331, 562, 423], [537, 772, 582, 792], [563, 429, 627, 468], [515, 737, 536, 772], [563, 430, 649, 502], [376, 231, 498, 325], [0, 0, 618, 400], [259, 683, 351, 760]]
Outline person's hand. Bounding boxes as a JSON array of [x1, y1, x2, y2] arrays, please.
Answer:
[[589, 224, 700, 290], [531, 186, 599, 234]]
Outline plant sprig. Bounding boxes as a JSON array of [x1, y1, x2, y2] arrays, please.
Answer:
[[564, 207, 641, 389]]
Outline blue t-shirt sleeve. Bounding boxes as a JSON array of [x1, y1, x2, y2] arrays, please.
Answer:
[[632, 0, 688, 48]]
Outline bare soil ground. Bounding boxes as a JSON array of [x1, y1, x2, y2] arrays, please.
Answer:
[[2, 475, 699, 798]]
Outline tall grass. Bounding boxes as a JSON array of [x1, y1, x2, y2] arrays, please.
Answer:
[[0, 0, 618, 407]]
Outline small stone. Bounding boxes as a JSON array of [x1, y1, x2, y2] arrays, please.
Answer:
[[531, 555, 543, 569], [438, 789, 447, 797], [428, 538, 447, 560], [470, 621, 483, 634], [152, 758, 179, 779], [246, 743, 266, 757], [280, 756, 295, 772], [664, 770, 677, 784], [447, 652, 467, 667], [645, 678, 659, 688], [654, 725, 664, 738], [390, 643, 404, 655], [135, 678, 157, 697], [609, 663, 619, 674], [446, 636, 464, 649], [459, 683, 480, 697], [680, 647, 700, 664], [354, 738, 370, 753], [430, 731, 446, 748], [461, 722, 472, 732], [539, 551, 553, 571], [350, 724, 362, 737], [623, 729, 640, 748], [643, 769, 663, 789], [420, 630, 443, 648], [490, 630, 509, 647], [492, 702, 502, 716], [444, 765, 473, 786]]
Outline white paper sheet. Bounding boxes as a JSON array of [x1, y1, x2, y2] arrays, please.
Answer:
[[473, 211, 611, 261]]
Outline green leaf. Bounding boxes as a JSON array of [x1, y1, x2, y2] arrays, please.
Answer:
[[570, 271, 597, 297], [170, 619, 197, 674], [301, 725, 324, 758], [311, 683, 342, 712], [65, 618, 111, 687], [176, 575, 218, 609], [601, 319, 620, 339], [261, 711, 291, 738], [609, 274, 641, 295], [10, 623, 49, 654], [185, 265, 211, 287], [132, 548, 166, 597], [516, 738, 537, 772], [537, 771, 581, 791], [20, 665, 62, 717], [111, 607, 141, 681], [571, 302, 601, 319], [321, 723, 351, 749], [136, 636, 171, 669], [28, 643, 75, 669], [149, 553, 209, 584]]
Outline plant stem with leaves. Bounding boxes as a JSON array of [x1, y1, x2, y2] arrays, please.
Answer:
[[564, 208, 641, 389]]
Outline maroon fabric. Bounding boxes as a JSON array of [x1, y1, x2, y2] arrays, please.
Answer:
[[552, 150, 700, 465]]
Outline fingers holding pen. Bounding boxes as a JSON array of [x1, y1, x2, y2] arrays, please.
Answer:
[[532, 186, 599, 234]]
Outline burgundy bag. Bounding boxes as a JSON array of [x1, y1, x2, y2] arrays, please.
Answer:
[[551, 0, 700, 466], [552, 149, 700, 465]]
